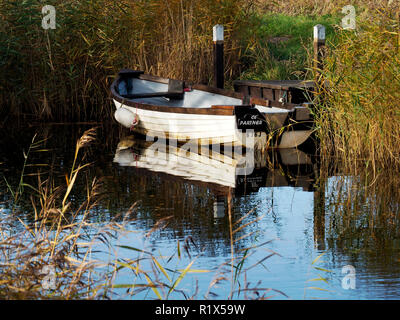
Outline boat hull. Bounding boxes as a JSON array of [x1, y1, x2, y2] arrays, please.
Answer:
[[110, 70, 313, 149], [113, 100, 312, 149], [113, 99, 243, 145]]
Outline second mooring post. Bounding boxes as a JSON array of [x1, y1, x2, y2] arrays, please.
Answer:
[[313, 24, 326, 85], [213, 24, 224, 89]]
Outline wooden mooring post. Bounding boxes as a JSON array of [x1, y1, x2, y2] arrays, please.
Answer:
[[213, 24, 224, 89], [313, 24, 326, 85]]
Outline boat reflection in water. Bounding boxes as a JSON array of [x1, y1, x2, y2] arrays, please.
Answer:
[[113, 135, 317, 219]]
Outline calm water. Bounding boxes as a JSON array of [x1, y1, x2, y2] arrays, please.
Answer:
[[1, 124, 400, 299]]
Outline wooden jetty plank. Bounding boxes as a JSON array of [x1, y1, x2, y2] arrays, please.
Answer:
[[234, 80, 315, 90], [233, 79, 316, 104]]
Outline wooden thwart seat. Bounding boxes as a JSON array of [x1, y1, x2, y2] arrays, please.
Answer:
[[120, 75, 185, 100]]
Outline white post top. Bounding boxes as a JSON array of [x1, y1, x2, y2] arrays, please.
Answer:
[[313, 24, 326, 41], [213, 24, 224, 42]]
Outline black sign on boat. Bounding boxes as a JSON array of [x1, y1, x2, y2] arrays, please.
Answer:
[[234, 106, 268, 132]]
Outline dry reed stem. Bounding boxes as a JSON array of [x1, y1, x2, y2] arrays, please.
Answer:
[[315, 6, 400, 172]]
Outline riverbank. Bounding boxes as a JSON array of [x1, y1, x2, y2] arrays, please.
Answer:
[[0, 1, 399, 172]]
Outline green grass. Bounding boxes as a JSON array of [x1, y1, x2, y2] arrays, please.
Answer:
[[238, 13, 340, 80]]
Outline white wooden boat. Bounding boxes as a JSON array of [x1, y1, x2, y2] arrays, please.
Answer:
[[110, 69, 313, 149]]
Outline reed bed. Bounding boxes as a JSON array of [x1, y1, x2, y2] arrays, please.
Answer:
[[0, 0, 250, 122], [315, 5, 400, 171], [324, 166, 400, 263], [0, 127, 282, 299], [1, 0, 399, 175], [0, 128, 115, 298], [253, 0, 396, 16]]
